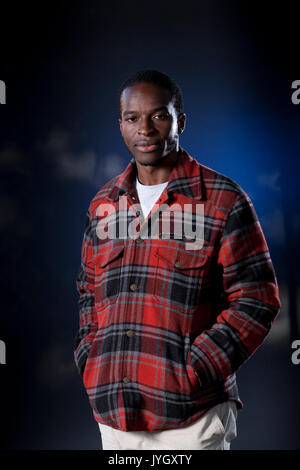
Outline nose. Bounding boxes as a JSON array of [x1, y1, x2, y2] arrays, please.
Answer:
[[138, 117, 156, 136]]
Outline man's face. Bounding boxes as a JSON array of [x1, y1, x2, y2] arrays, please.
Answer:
[[119, 82, 185, 166]]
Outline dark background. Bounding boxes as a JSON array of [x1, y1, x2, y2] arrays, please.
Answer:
[[0, 1, 299, 450]]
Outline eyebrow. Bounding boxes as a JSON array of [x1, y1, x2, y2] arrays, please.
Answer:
[[122, 106, 168, 117]]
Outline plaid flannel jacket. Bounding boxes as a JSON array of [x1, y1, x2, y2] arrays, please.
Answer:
[[74, 147, 281, 432]]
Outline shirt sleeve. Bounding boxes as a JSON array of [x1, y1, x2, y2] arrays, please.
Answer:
[[73, 208, 98, 377], [188, 190, 282, 386]]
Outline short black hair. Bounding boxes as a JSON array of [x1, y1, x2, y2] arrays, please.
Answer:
[[118, 69, 184, 119]]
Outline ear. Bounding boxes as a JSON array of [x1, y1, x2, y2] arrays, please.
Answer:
[[177, 113, 186, 134]]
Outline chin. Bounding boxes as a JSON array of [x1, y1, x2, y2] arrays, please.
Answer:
[[134, 151, 163, 166]]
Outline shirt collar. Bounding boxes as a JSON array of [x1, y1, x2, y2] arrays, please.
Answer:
[[107, 146, 205, 201]]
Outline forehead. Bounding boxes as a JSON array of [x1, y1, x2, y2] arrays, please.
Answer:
[[120, 82, 173, 113]]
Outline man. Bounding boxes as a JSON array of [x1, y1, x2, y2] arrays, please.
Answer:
[[74, 70, 281, 450]]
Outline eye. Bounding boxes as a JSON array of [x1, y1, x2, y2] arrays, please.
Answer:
[[154, 114, 170, 120], [125, 116, 137, 122]]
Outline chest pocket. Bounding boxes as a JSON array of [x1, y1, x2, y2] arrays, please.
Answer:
[[91, 244, 124, 309], [153, 245, 210, 312]]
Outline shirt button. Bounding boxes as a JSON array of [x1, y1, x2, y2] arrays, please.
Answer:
[[123, 377, 130, 384], [126, 330, 134, 337], [175, 260, 182, 268], [130, 283, 138, 291]]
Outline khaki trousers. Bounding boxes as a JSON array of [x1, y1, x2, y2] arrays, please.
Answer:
[[98, 400, 238, 450]]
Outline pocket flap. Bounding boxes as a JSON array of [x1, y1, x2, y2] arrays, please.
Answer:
[[155, 245, 209, 269], [91, 244, 124, 268]]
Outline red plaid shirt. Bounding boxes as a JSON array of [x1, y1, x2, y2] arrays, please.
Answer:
[[74, 147, 281, 431]]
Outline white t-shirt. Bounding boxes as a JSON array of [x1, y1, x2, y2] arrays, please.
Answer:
[[135, 176, 168, 219]]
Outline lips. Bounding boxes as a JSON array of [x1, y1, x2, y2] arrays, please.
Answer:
[[135, 141, 161, 152]]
